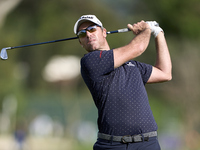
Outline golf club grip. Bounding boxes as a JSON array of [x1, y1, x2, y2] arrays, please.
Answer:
[[106, 22, 159, 35], [107, 28, 131, 34]]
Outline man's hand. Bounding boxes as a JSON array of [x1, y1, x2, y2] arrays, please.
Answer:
[[127, 20, 151, 35]]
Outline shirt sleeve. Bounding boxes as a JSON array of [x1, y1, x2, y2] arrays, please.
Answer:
[[81, 50, 114, 82], [134, 61, 153, 84]]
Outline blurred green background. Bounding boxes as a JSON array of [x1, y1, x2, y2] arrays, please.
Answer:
[[0, 0, 200, 150]]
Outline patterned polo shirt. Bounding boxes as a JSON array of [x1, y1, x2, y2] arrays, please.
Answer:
[[81, 49, 158, 136]]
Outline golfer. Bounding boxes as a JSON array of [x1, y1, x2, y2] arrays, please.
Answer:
[[74, 15, 172, 150]]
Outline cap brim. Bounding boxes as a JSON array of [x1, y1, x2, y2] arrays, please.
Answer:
[[74, 18, 102, 34]]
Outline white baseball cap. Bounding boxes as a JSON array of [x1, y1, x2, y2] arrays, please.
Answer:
[[74, 15, 103, 35]]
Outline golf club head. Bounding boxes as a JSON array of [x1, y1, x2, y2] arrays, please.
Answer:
[[0, 47, 11, 60]]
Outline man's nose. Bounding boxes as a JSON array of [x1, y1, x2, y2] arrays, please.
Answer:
[[86, 30, 92, 37]]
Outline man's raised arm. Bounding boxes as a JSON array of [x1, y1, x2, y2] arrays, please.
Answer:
[[147, 22, 172, 83], [113, 21, 151, 68]]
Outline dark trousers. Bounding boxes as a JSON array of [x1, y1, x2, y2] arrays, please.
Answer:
[[93, 137, 161, 150]]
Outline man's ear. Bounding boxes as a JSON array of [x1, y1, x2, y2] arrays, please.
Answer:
[[103, 28, 107, 38], [79, 39, 84, 48]]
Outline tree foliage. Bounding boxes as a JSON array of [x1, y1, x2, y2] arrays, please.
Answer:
[[142, 0, 200, 39]]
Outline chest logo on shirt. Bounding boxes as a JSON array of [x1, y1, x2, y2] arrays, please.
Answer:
[[127, 62, 135, 67]]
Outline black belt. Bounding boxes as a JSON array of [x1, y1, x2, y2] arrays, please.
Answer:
[[98, 131, 157, 143]]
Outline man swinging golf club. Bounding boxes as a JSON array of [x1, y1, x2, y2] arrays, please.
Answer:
[[74, 15, 172, 150]]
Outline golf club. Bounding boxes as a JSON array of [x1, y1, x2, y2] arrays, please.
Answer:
[[0, 28, 131, 60], [1, 21, 159, 60]]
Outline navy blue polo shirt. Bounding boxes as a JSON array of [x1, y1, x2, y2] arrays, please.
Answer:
[[81, 49, 158, 136]]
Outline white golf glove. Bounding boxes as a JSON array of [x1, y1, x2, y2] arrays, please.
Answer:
[[146, 21, 164, 38]]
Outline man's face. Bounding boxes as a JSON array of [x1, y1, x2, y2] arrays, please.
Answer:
[[78, 22, 107, 52]]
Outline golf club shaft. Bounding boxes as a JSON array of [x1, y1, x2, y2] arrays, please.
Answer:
[[10, 28, 131, 50], [11, 36, 79, 49]]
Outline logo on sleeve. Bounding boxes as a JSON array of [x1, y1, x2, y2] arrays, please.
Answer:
[[127, 62, 135, 67]]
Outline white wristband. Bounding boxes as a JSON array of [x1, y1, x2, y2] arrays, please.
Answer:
[[153, 26, 164, 37], [146, 21, 164, 38]]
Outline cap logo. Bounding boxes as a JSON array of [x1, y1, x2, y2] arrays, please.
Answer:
[[79, 16, 93, 20]]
